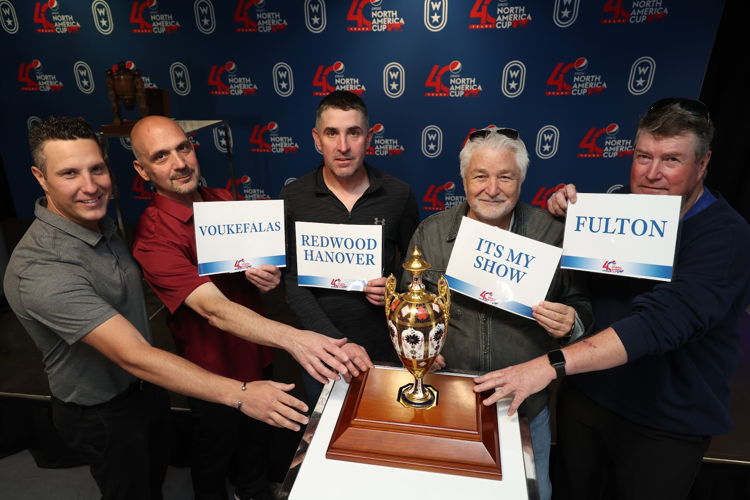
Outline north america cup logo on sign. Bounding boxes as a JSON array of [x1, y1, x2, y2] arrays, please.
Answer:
[[383, 62, 404, 98], [423, 181, 465, 211], [250, 122, 299, 153], [18, 59, 62, 92], [627, 56, 655, 95], [601, 0, 668, 24], [546, 57, 607, 96], [469, 0, 532, 30], [366, 124, 404, 156], [312, 61, 365, 96], [130, 0, 180, 34], [208, 61, 257, 95], [578, 123, 634, 158], [34, 1, 81, 33], [425, 61, 482, 98], [234, 0, 288, 32], [347, 0, 404, 31]]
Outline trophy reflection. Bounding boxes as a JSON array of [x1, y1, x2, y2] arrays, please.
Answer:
[[385, 246, 450, 409]]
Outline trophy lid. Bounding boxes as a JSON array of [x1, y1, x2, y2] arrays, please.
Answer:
[[402, 246, 430, 274]]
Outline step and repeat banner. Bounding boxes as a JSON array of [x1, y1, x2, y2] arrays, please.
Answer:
[[1, 0, 723, 222]]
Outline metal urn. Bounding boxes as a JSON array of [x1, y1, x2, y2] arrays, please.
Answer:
[[385, 246, 450, 409]]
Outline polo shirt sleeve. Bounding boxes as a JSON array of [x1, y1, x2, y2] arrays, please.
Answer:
[[17, 260, 119, 345], [133, 235, 210, 314]]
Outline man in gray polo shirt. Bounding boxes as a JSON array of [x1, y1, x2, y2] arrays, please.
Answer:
[[3, 117, 310, 500]]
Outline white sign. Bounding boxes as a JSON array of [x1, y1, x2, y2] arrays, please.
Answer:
[[193, 199, 285, 275], [561, 193, 681, 281], [295, 222, 382, 291], [445, 217, 563, 319]]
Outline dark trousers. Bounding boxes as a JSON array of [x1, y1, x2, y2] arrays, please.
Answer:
[[188, 396, 272, 500], [556, 382, 711, 500], [50, 381, 171, 500]]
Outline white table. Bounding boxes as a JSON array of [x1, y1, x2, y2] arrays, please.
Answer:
[[280, 366, 537, 499]]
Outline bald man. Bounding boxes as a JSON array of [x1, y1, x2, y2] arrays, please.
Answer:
[[130, 116, 372, 500]]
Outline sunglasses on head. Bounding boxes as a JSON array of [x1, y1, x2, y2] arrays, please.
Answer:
[[468, 127, 520, 141], [647, 98, 710, 121]]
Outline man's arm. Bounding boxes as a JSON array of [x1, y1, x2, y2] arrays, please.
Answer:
[[185, 282, 373, 382], [83, 313, 310, 430], [474, 327, 628, 415]]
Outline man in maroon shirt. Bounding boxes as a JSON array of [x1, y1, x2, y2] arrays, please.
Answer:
[[130, 116, 372, 500]]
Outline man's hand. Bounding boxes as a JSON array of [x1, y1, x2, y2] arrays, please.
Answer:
[[244, 265, 281, 293], [239, 381, 309, 431], [547, 183, 578, 217], [364, 277, 387, 306], [288, 332, 373, 384], [532, 301, 575, 339], [473, 356, 557, 415], [339, 342, 374, 382]]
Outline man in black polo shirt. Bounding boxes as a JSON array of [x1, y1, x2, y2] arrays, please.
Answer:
[[280, 91, 419, 403]]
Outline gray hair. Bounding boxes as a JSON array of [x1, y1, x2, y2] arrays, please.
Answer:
[[459, 131, 529, 181]]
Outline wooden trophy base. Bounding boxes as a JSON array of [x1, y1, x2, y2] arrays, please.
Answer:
[[326, 367, 501, 480]]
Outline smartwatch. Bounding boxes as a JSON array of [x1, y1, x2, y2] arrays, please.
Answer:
[[547, 349, 566, 379]]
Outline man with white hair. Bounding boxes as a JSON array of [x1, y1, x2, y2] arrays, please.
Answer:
[[401, 127, 592, 500]]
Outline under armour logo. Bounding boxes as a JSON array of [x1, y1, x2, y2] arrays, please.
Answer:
[[374, 217, 386, 225]]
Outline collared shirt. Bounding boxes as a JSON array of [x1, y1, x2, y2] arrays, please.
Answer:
[[280, 164, 419, 362], [132, 187, 272, 381], [3, 198, 146, 405]]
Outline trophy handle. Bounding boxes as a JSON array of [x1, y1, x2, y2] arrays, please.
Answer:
[[384, 274, 398, 314], [437, 276, 451, 325]]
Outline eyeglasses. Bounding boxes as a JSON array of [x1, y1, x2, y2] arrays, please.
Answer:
[[468, 127, 519, 141], [647, 98, 710, 122]]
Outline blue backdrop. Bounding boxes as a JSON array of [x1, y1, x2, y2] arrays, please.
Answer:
[[1, 0, 724, 222]]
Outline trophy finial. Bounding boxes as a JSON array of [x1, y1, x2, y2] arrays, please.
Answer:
[[402, 245, 431, 274]]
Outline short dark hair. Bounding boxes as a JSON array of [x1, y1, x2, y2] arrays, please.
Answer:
[[28, 116, 99, 171], [315, 90, 368, 129], [637, 98, 714, 160]]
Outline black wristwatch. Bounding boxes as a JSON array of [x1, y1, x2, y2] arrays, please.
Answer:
[[547, 349, 566, 379]]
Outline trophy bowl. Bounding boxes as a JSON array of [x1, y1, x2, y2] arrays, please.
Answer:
[[385, 246, 450, 409]]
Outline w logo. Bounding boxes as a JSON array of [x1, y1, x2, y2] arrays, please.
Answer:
[[273, 62, 294, 97], [535, 125, 560, 160], [421, 125, 443, 158], [305, 0, 326, 33], [170, 62, 191, 96], [627, 56, 655, 96], [73, 61, 94, 94], [501, 60, 525, 98], [383, 62, 404, 99], [194, 0, 215, 35], [424, 0, 447, 32]]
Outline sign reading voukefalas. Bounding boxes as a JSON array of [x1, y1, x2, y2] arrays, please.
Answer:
[[561, 193, 681, 281], [445, 217, 563, 319], [194, 199, 286, 276], [295, 222, 382, 291]]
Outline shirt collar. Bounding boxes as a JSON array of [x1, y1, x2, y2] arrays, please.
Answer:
[[150, 187, 211, 223], [34, 197, 115, 246], [313, 163, 383, 196]]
